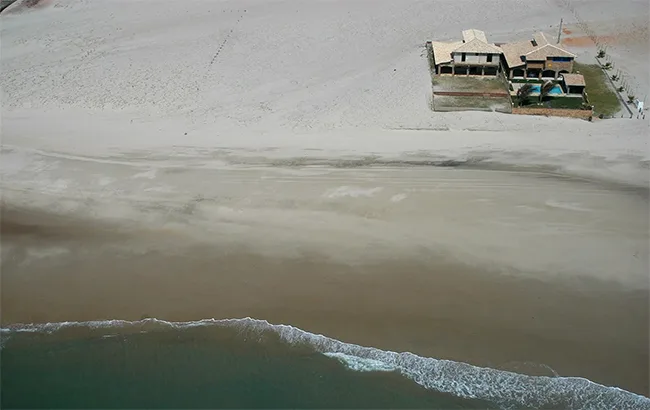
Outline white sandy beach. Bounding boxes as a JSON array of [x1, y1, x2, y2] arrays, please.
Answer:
[[1, 0, 649, 401]]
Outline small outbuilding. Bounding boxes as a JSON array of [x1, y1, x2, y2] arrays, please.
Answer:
[[561, 73, 586, 95]]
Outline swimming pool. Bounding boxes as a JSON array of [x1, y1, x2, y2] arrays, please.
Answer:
[[529, 84, 563, 95]]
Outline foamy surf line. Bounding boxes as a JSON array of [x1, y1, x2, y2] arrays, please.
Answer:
[[2, 318, 648, 409]]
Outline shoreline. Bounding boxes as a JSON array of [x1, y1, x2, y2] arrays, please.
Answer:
[[2, 205, 648, 395], [3, 318, 649, 409]]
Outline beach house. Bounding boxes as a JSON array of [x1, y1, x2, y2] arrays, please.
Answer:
[[430, 29, 503, 76], [500, 32, 576, 80]]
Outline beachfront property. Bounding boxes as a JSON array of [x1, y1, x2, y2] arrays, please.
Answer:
[[430, 29, 503, 77], [500, 32, 576, 80], [430, 30, 576, 80]]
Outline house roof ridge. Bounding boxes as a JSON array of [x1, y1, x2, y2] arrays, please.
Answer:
[[453, 38, 502, 54], [524, 43, 577, 58], [535, 31, 550, 45], [524, 43, 562, 55], [462, 28, 488, 43]]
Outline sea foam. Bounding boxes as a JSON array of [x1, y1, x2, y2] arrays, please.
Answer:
[[2, 317, 649, 409], [324, 352, 397, 373]]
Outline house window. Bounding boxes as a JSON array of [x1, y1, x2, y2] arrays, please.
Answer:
[[461, 53, 466, 62], [552, 57, 573, 62], [487, 54, 493, 63]]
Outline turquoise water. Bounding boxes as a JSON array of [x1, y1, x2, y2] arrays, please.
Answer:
[[529, 84, 563, 95], [2, 319, 649, 409]]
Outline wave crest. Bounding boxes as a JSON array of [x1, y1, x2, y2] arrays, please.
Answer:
[[2, 317, 649, 409]]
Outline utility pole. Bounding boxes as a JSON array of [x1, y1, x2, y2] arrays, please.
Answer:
[[557, 18, 563, 44]]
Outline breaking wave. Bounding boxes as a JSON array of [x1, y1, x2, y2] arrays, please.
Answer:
[[324, 352, 398, 373], [2, 317, 648, 409]]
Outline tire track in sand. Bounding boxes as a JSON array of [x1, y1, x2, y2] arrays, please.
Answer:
[[205, 9, 247, 75]]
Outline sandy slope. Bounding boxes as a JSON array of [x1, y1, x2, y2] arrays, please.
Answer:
[[1, 0, 649, 293], [3, 151, 649, 283], [1, 0, 648, 179], [1, 1, 648, 271]]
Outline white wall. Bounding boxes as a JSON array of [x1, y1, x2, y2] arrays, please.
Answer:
[[453, 53, 499, 65]]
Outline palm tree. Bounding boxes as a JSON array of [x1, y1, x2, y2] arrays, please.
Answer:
[[516, 83, 534, 106], [539, 80, 555, 104]]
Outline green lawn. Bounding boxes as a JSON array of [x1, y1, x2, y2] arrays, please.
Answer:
[[573, 63, 621, 116], [547, 97, 585, 109]]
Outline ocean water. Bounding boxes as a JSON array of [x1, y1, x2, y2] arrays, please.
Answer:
[[2, 318, 649, 409]]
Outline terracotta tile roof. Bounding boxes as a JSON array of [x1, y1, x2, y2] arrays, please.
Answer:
[[431, 41, 463, 64], [501, 32, 575, 67], [561, 73, 585, 86], [462, 29, 488, 43], [500, 40, 534, 68], [454, 38, 502, 54], [431, 29, 502, 66], [432, 29, 572, 68], [525, 44, 576, 60], [532, 32, 549, 46]]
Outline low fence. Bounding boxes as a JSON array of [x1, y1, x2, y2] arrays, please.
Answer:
[[426, 42, 435, 77], [433, 91, 509, 97], [498, 72, 514, 110], [595, 57, 634, 118], [434, 105, 511, 113], [512, 107, 593, 120]]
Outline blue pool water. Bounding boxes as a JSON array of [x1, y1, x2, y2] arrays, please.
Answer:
[[530, 84, 563, 95]]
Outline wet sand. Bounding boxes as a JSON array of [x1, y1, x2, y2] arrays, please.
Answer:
[[2, 168, 649, 396]]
